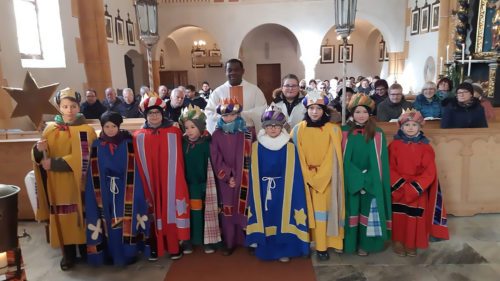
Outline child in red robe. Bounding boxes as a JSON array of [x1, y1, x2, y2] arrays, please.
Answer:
[[133, 95, 190, 260], [389, 109, 449, 257]]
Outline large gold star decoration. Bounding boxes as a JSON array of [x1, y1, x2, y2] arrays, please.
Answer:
[[2, 71, 59, 128], [294, 208, 307, 227]]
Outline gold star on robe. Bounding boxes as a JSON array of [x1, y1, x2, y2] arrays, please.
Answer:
[[294, 208, 307, 227], [2, 71, 59, 128]]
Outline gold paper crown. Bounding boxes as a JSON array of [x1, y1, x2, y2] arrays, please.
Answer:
[[180, 104, 205, 121], [217, 97, 242, 115], [398, 108, 424, 126], [303, 89, 329, 107], [56, 87, 81, 104]]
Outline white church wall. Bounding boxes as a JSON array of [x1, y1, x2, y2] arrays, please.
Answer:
[[105, 0, 142, 93], [315, 23, 386, 81], [402, 0, 440, 93], [0, 0, 85, 93], [157, 0, 407, 85]]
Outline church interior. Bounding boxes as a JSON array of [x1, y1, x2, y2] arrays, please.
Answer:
[[0, 0, 499, 280]]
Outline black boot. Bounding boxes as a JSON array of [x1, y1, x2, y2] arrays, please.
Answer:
[[60, 245, 76, 271]]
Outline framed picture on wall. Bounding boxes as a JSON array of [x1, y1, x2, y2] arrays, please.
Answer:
[[420, 2, 430, 34], [104, 6, 113, 42], [430, 0, 440, 31], [339, 44, 353, 63], [320, 45, 335, 63], [192, 50, 206, 68], [126, 20, 135, 46], [208, 49, 223, 67], [384, 47, 389, 61], [410, 6, 420, 35], [378, 41, 385, 62], [115, 15, 125, 45]]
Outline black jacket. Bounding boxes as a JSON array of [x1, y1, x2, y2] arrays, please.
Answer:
[[440, 98, 488, 128]]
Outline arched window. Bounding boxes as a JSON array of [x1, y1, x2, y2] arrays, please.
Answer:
[[13, 0, 65, 68]]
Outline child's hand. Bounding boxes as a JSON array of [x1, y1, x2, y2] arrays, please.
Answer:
[[41, 158, 51, 170], [229, 177, 236, 188], [36, 139, 48, 151]]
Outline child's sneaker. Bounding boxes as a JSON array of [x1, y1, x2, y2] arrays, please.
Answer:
[[148, 251, 158, 261], [182, 241, 193, 254], [204, 245, 215, 254], [170, 252, 183, 260], [316, 250, 329, 261], [279, 257, 290, 263]]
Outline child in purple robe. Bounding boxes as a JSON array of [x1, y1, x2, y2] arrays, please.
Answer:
[[210, 98, 253, 256]]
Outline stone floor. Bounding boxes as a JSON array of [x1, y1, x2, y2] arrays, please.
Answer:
[[16, 214, 500, 281]]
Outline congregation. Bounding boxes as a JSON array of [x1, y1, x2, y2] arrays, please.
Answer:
[[32, 58, 494, 272]]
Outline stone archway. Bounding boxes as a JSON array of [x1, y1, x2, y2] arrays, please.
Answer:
[[124, 49, 145, 95], [239, 24, 304, 85], [157, 26, 225, 89]]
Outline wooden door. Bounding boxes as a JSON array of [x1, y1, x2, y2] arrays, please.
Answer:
[[160, 71, 188, 89], [256, 64, 281, 104]]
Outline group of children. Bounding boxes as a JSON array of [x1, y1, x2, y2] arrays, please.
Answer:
[[32, 85, 449, 270]]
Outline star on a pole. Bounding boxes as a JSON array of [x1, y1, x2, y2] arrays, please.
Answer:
[[2, 71, 59, 128]]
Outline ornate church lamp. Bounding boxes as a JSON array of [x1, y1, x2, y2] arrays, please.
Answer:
[[135, 0, 159, 90], [334, 0, 357, 125]]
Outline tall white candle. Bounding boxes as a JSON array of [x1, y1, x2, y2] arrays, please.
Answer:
[[467, 55, 472, 76], [440, 57, 443, 74], [461, 43, 465, 64], [0, 252, 7, 274], [446, 45, 449, 63]]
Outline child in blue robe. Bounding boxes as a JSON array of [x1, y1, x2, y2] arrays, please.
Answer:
[[85, 111, 150, 266], [246, 104, 310, 262]]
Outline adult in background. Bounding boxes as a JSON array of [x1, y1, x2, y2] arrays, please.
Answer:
[[356, 78, 371, 95], [158, 85, 169, 101], [331, 87, 355, 120], [376, 83, 413, 122], [199, 81, 212, 100], [272, 74, 306, 131], [472, 83, 496, 121], [184, 84, 207, 109], [413, 81, 442, 119], [139, 86, 150, 103], [307, 79, 317, 91], [120, 88, 141, 118], [165, 88, 186, 123], [441, 82, 488, 128], [436, 77, 453, 102], [80, 89, 106, 119], [370, 79, 389, 115], [103, 87, 123, 113], [205, 59, 267, 134]]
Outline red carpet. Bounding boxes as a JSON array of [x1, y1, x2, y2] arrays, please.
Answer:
[[164, 247, 316, 281]]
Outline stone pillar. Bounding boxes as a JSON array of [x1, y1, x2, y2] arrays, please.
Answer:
[[75, 0, 113, 99]]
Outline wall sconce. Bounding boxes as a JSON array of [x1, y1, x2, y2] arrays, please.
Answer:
[[192, 40, 206, 52], [0, 184, 22, 278]]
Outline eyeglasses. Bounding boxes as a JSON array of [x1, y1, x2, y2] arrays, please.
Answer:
[[423, 88, 436, 91], [375, 88, 385, 92], [389, 94, 402, 97], [147, 111, 162, 116], [283, 84, 299, 88], [265, 124, 282, 129]]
